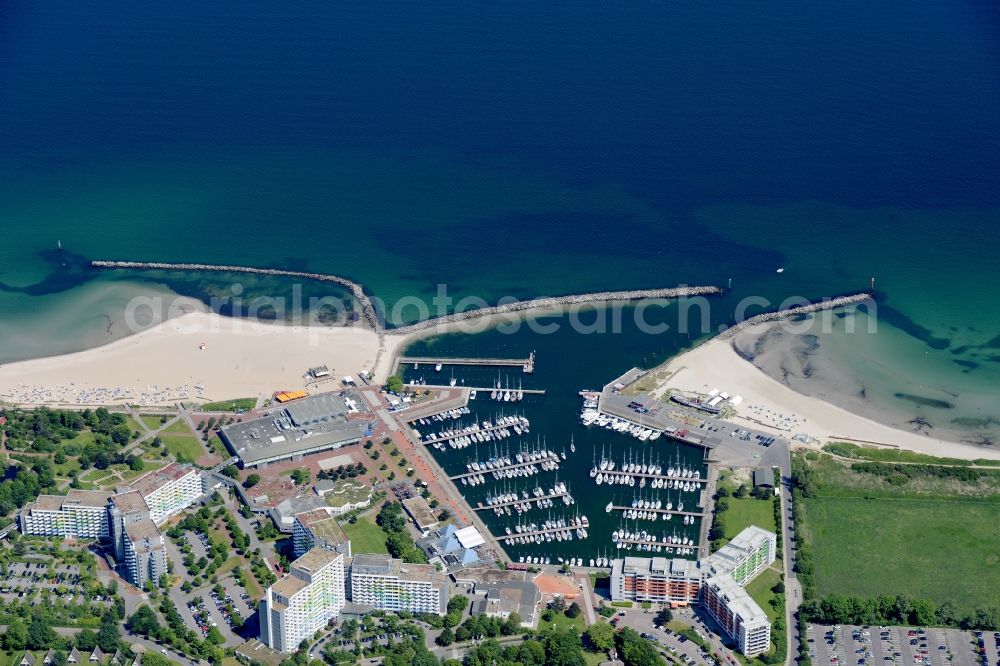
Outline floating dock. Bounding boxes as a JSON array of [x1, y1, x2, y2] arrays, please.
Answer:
[[394, 352, 535, 375], [607, 504, 705, 518], [475, 491, 571, 511], [450, 456, 560, 481]]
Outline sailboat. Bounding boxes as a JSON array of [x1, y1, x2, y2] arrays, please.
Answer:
[[569, 435, 576, 454], [435, 362, 443, 371], [449, 370, 457, 387]]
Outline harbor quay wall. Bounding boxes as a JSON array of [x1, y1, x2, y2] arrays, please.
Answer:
[[716, 292, 873, 340], [90, 260, 721, 335]]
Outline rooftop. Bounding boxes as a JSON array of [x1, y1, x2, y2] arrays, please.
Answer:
[[351, 553, 443, 585], [615, 556, 703, 578], [110, 490, 149, 515], [124, 517, 163, 552], [704, 525, 774, 575], [292, 546, 343, 575], [296, 509, 350, 545], [220, 391, 372, 465], [472, 578, 540, 621], [401, 496, 438, 529], [753, 468, 775, 487], [704, 572, 769, 624], [130, 462, 197, 496], [28, 490, 113, 512]]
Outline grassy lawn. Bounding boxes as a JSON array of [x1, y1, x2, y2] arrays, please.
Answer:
[[803, 494, 1000, 615], [161, 433, 205, 462], [199, 398, 257, 412], [141, 413, 169, 430], [540, 610, 586, 634], [722, 495, 776, 541], [744, 567, 782, 622], [162, 419, 195, 434], [341, 516, 389, 555]]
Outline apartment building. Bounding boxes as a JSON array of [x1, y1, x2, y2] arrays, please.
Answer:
[[260, 549, 346, 653], [348, 553, 448, 615], [129, 462, 203, 526], [610, 556, 704, 605], [292, 509, 352, 559], [19, 490, 112, 539], [702, 525, 776, 585], [701, 573, 771, 657]]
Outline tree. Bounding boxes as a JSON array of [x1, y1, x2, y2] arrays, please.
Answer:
[[654, 607, 673, 627], [734, 484, 749, 498], [550, 595, 567, 613], [221, 464, 240, 479], [543, 630, 586, 666], [584, 622, 615, 652], [129, 456, 145, 471], [75, 628, 98, 651], [127, 604, 162, 637], [565, 602, 582, 618], [27, 617, 58, 650], [291, 468, 310, 485], [384, 375, 404, 393], [617, 627, 664, 666], [97, 620, 122, 652], [244, 473, 261, 488], [3, 616, 27, 651], [436, 626, 455, 646], [206, 625, 225, 645]]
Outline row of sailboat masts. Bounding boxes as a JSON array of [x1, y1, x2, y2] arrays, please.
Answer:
[[490, 374, 525, 402], [419, 413, 530, 445], [516, 550, 615, 568], [498, 513, 590, 542], [591, 445, 705, 482], [450, 451, 561, 480]]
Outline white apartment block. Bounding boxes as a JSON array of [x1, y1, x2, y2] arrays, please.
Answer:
[[702, 573, 772, 657], [260, 548, 346, 653], [702, 525, 776, 585], [19, 490, 112, 539], [122, 517, 168, 589], [349, 553, 448, 615], [129, 463, 203, 526]]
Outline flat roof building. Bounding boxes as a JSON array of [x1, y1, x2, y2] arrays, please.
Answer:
[[469, 573, 540, 627], [702, 573, 771, 657], [260, 548, 346, 653], [610, 556, 703, 606], [19, 490, 112, 540], [126, 462, 203, 526], [702, 525, 776, 586], [401, 496, 439, 534], [292, 509, 352, 559], [753, 468, 775, 488], [220, 391, 373, 467], [348, 553, 449, 615]]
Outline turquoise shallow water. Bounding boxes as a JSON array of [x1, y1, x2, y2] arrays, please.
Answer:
[[0, 0, 998, 444]]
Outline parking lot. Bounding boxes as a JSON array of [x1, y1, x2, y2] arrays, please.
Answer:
[[613, 607, 716, 666], [806, 624, 1000, 666]]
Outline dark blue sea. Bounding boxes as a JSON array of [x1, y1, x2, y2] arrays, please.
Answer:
[[1, 0, 999, 439]]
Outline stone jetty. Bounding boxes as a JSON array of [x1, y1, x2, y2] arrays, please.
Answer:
[[90, 260, 721, 335], [717, 292, 873, 339]]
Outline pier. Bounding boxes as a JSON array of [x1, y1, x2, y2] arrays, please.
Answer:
[[717, 291, 874, 339], [607, 504, 704, 518], [593, 471, 707, 485], [420, 421, 522, 446], [612, 539, 694, 551], [408, 383, 546, 396], [450, 456, 559, 481], [498, 526, 589, 542], [475, 491, 570, 511], [397, 353, 534, 372]]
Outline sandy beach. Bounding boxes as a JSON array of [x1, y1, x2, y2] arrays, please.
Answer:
[[0, 311, 398, 407], [650, 330, 1000, 462]]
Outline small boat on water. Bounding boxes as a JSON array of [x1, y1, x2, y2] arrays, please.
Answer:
[[776, 267, 785, 273], [435, 362, 443, 371]]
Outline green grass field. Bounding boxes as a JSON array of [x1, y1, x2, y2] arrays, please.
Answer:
[[744, 567, 782, 622], [161, 433, 205, 462], [199, 398, 257, 412], [140, 413, 168, 430], [723, 495, 776, 541], [804, 494, 1000, 615], [540, 609, 586, 634], [341, 517, 389, 555]]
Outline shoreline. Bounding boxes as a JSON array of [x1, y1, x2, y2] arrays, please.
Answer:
[[648, 325, 1000, 461]]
